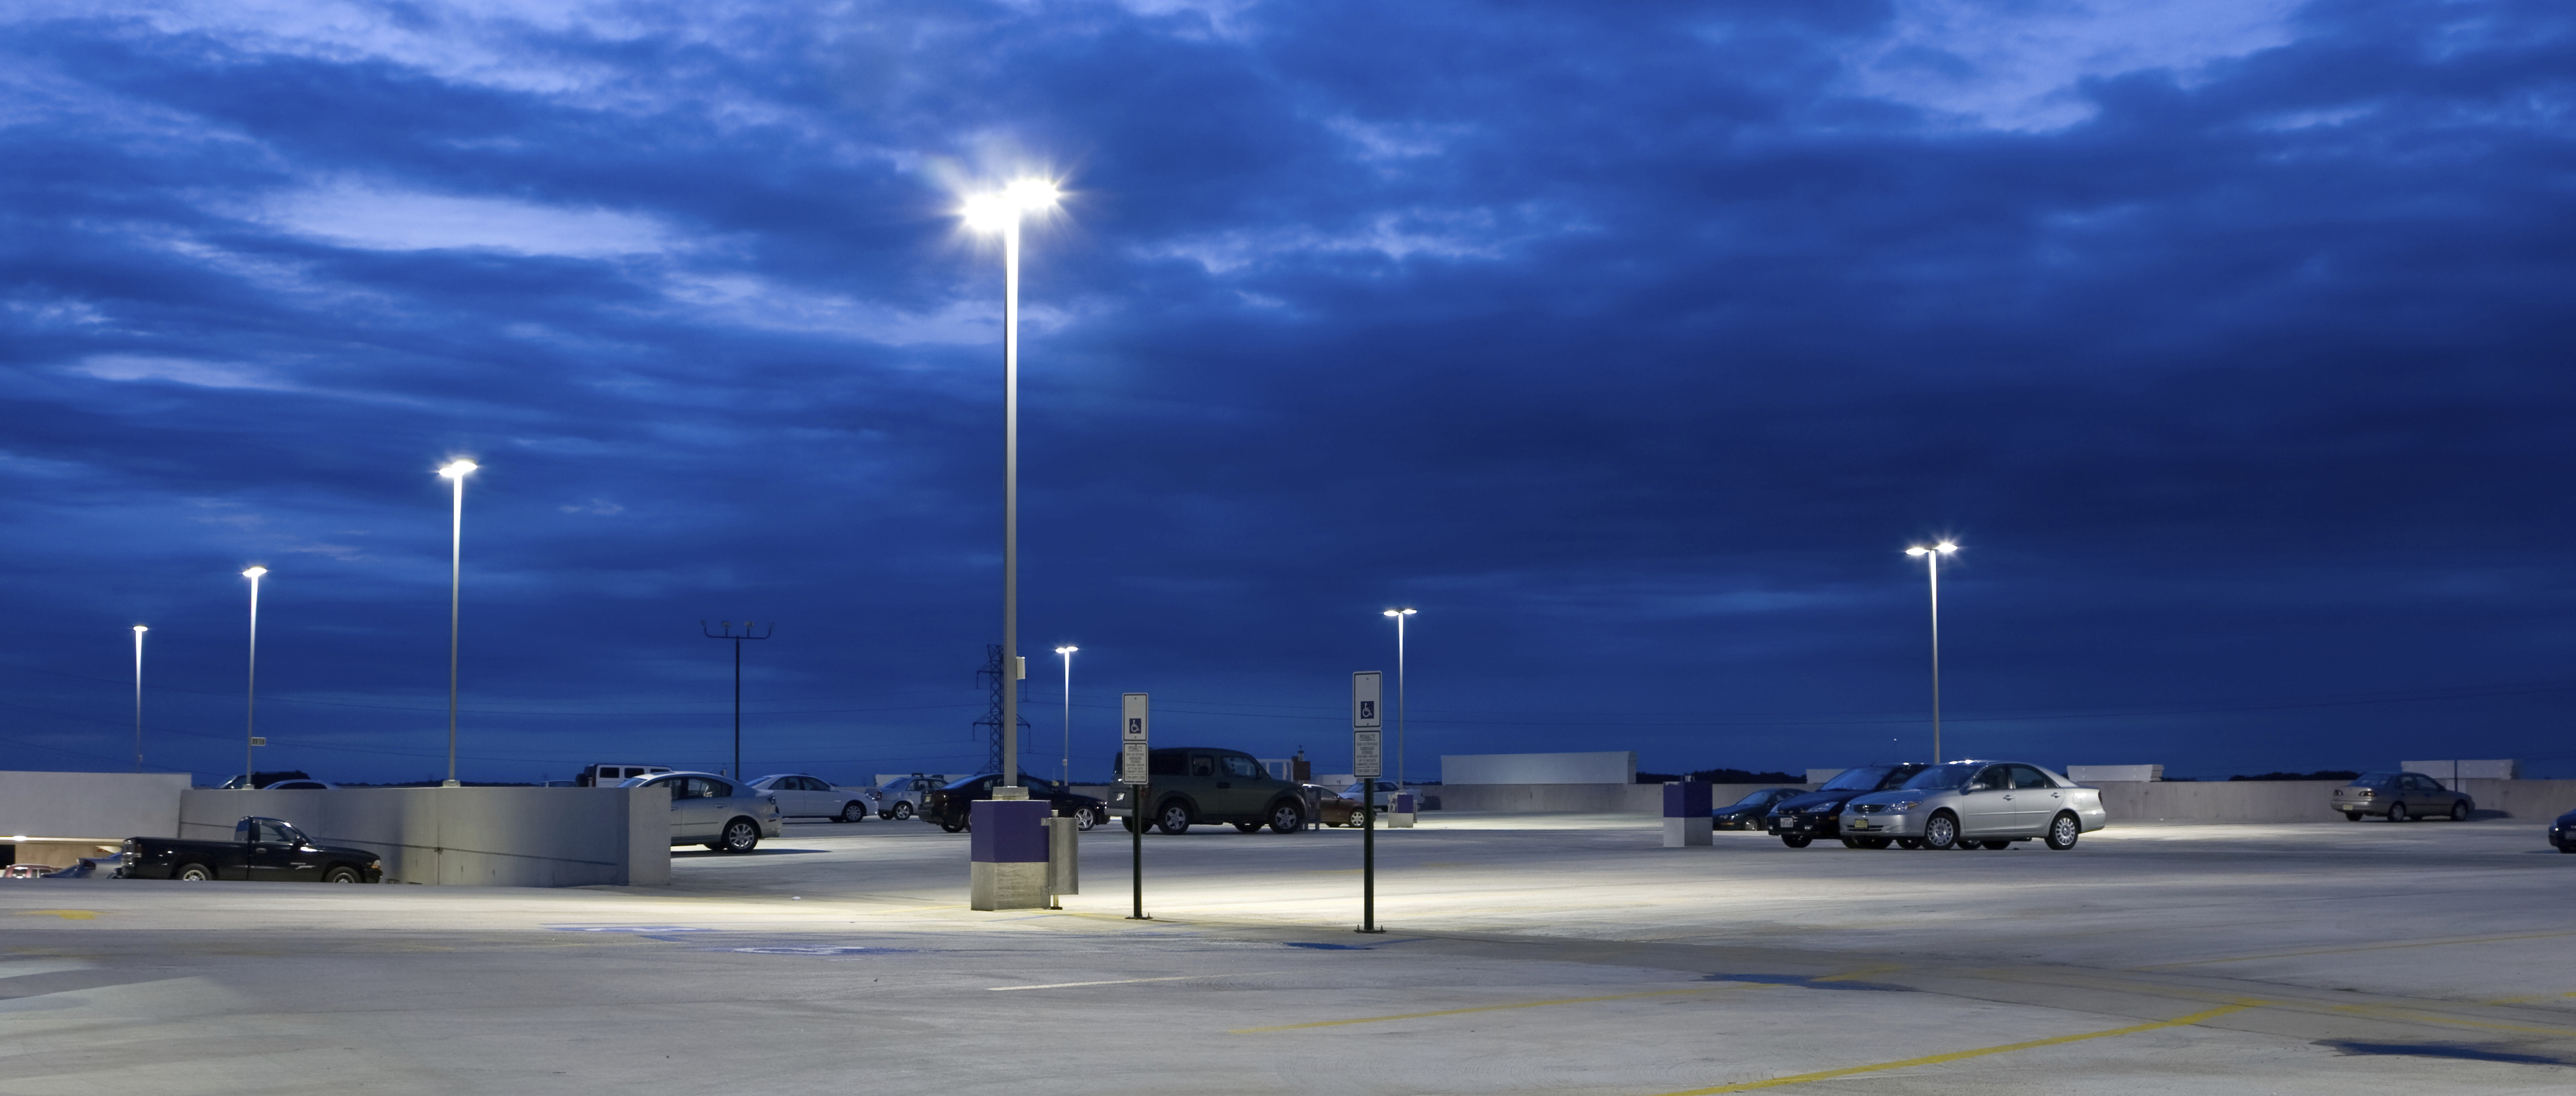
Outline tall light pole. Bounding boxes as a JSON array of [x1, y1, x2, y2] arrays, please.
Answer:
[[241, 567, 266, 785], [1383, 608, 1416, 789], [132, 624, 148, 773], [964, 177, 1060, 790], [1904, 542, 1959, 763], [438, 459, 477, 787], [702, 620, 773, 778], [1054, 645, 1079, 783]]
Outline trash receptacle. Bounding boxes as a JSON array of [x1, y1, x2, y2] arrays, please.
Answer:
[[1044, 815, 1079, 899]]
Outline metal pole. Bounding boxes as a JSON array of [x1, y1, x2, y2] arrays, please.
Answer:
[[1927, 551, 1941, 765], [446, 472, 464, 787], [733, 633, 742, 778], [1360, 793, 1380, 933], [244, 571, 261, 785], [1130, 777, 1148, 920], [1001, 213, 1020, 789], [1061, 649, 1072, 785], [133, 626, 146, 773], [1395, 614, 1407, 790]]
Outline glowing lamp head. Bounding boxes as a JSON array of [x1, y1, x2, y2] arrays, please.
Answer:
[[1935, 541, 1959, 553], [438, 459, 478, 479], [134, 624, 148, 633], [1055, 645, 1079, 655], [242, 566, 268, 579], [963, 178, 1061, 232], [1905, 547, 1928, 557], [1383, 608, 1417, 618]]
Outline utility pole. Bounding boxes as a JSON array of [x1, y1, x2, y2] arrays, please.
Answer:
[[702, 620, 773, 778]]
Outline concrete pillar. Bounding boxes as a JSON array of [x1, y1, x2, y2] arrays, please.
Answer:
[[969, 797, 1053, 910], [1662, 781, 1712, 847], [1389, 791, 1417, 828]]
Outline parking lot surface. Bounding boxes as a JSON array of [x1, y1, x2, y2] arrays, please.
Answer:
[[5, 813, 2573, 1093]]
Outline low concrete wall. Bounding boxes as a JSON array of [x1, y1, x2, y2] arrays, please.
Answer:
[[1444, 751, 1636, 785], [179, 787, 669, 887], [2079, 778, 2576, 822], [1439, 783, 1813, 814], [0, 771, 192, 842]]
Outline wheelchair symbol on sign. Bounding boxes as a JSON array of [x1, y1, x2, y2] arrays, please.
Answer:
[[1359, 700, 1376, 720], [1128, 718, 1143, 734]]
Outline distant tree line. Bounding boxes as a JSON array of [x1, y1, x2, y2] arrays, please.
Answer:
[[1636, 767, 1805, 784]]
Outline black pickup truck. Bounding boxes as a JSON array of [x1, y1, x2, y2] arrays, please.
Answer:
[[121, 816, 384, 883]]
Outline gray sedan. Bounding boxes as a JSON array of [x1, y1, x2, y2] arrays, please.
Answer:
[[2331, 772, 2473, 822], [1839, 761, 2108, 851], [619, 772, 784, 853], [747, 773, 877, 823]]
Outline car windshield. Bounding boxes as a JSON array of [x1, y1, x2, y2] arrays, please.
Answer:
[[1728, 789, 1782, 807], [2351, 772, 2397, 787], [1900, 763, 1981, 791], [1818, 766, 1893, 792]]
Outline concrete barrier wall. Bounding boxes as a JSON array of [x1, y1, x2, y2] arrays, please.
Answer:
[[0, 771, 192, 840], [1443, 751, 1637, 785], [178, 787, 670, 887], [1438, 783, 1813, 814]]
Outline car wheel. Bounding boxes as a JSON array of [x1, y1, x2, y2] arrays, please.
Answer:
[[1839, 838, 1861, 849], [176, 863, 215, 881], [1779, 834, 1812, 849], [2045, 812, 2081, 850], [718, 818, 762, 853], [1074, 808, 1097, 832], [892, 802, 914, 821], [2343, 812, 2363, 822], [1978, 840, 2010, 851], [1156, 802, 1191, 835], [939, 818, 967, 834], [2387, 802, 2410, 823], [1269, 801, 1306, 834], [2450, 801, 2470, 822], [1921, 812, 1959, 850], [323, 866, 362, 883], [841, 802, 869, 824], [1896, 838, 1923, 849]]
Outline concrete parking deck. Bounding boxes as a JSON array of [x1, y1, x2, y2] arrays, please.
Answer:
[[5, 813, 2573, 1093]]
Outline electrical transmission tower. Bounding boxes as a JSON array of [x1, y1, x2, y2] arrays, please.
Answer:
[[973, 643, 1028, 775]]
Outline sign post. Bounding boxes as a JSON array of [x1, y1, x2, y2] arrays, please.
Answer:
[[1353, 671, 1385, 934], [1122, 692, 1150, 921]]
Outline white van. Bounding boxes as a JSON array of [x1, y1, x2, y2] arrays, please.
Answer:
[[577, 763, 671, 787]]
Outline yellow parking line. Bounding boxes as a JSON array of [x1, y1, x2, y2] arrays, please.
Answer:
[[1646, 1002, 2255, 1094], [2136, 929, 2576, 968], [1229, 983, 1760, 1034]]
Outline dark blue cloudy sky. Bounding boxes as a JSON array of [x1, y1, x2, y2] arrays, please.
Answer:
[[5, 1, 2573, 786]]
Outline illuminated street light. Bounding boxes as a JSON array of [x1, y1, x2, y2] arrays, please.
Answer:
[[1383, 608, 1417, 789], [438, 459, 477, 787], [1055, 645, 1079, 784], [1904, 541, 1960, 762], [241, 567, 266, 786], [962, 177, 1060, 790], [132, 624, 148, 773]]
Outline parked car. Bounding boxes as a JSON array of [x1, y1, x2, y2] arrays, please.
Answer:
[[2551, 806, 2575, 853], [1714, 787, 1803, 830], [617, 772, 783, 853], [2332, 771, 2474, 822], [922, 774, 1107, 833], [119, 816, 384, 882], [578, 763, 672, 787], [1340, 779, 1405, 810], [747, 774, 876, 822], [1766, 763, 1929, 848], [264, 779, 335, 790], [45, 856, 121, 879], [1840, 760, 2109, 851], [215, 770, 316, 790], [877, 775, 946, 820], [2, 863, 52, 879], [1307, 783, 1362, 827], [1106, 747, 1311, 835]]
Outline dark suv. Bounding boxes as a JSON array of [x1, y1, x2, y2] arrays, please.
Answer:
[[1108, 746, 1308, 834], [1766, 763, 1928, 848]]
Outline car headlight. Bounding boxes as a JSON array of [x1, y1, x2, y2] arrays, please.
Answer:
[[1885, 798, 1922, 812]]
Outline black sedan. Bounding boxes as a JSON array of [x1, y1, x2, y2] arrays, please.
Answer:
[[923, 773, 1108, 833], [1764, 763, 1928, 848], [2551, 807, 2574, 854], [1713, 787, 1803, 830]]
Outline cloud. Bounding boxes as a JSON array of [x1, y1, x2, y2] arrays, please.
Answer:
[[253, 182, 672, 257], [72, 355, 297, 391], [1839, 0, 2306, 131]]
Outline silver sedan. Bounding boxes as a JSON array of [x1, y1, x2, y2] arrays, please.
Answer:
[[747, 773, 877, 823], [1839, 761, 2107, 850], [619, 772, 784, 853]]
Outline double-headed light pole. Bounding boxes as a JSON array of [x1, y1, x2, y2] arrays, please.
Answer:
[[132, 624, 148, 773], [1904, 541, 1959, 763], [963, 177, 1060, 790], [1382, 608, 1417, 789], [439, 459, 477, 787]]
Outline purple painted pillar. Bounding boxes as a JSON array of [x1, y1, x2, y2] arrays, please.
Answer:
[[1663, 781, 1712, 847], [971, 796, 1053, 910]]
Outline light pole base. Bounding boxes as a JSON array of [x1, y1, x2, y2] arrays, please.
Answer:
[[440, 779, 460, 788], [1355, 926, 1387, 934]]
